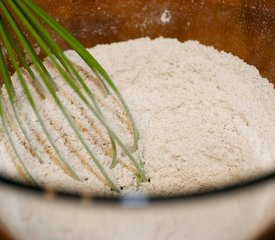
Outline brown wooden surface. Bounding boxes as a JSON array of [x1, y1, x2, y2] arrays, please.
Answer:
[[0, 1, 274, 239], [1, 0, 274, 84], [32, 0, 275, 84], [0, 222, 13, 240], [256, 219, 275, 240]]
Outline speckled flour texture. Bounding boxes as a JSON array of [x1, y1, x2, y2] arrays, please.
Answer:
[[1, 37, 275, 196]]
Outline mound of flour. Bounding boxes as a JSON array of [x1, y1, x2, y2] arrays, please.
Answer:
[[1, 37, 275, 195]]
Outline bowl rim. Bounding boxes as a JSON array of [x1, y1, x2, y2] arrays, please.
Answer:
[[0, 170, 274, 204]]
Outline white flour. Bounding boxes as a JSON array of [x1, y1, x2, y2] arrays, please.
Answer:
[[1, 37, 275, 196]]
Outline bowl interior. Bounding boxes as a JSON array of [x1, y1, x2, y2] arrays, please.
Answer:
[[0, 0, 275, 196], [35, 0, 275, 83]]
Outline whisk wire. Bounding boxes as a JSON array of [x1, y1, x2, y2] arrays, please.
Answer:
[[11, 0, 147, 181], [0, 19, 45, 166], [5, 0, 123, 190], [0, 1, 82, 182], [0, 0, 148, 191], [14, 0, 120, 167], [20, 0, 141, 152], [0, 46, 38, 185]]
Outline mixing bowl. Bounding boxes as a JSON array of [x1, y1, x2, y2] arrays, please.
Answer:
[[0, 0, 274, 239]]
